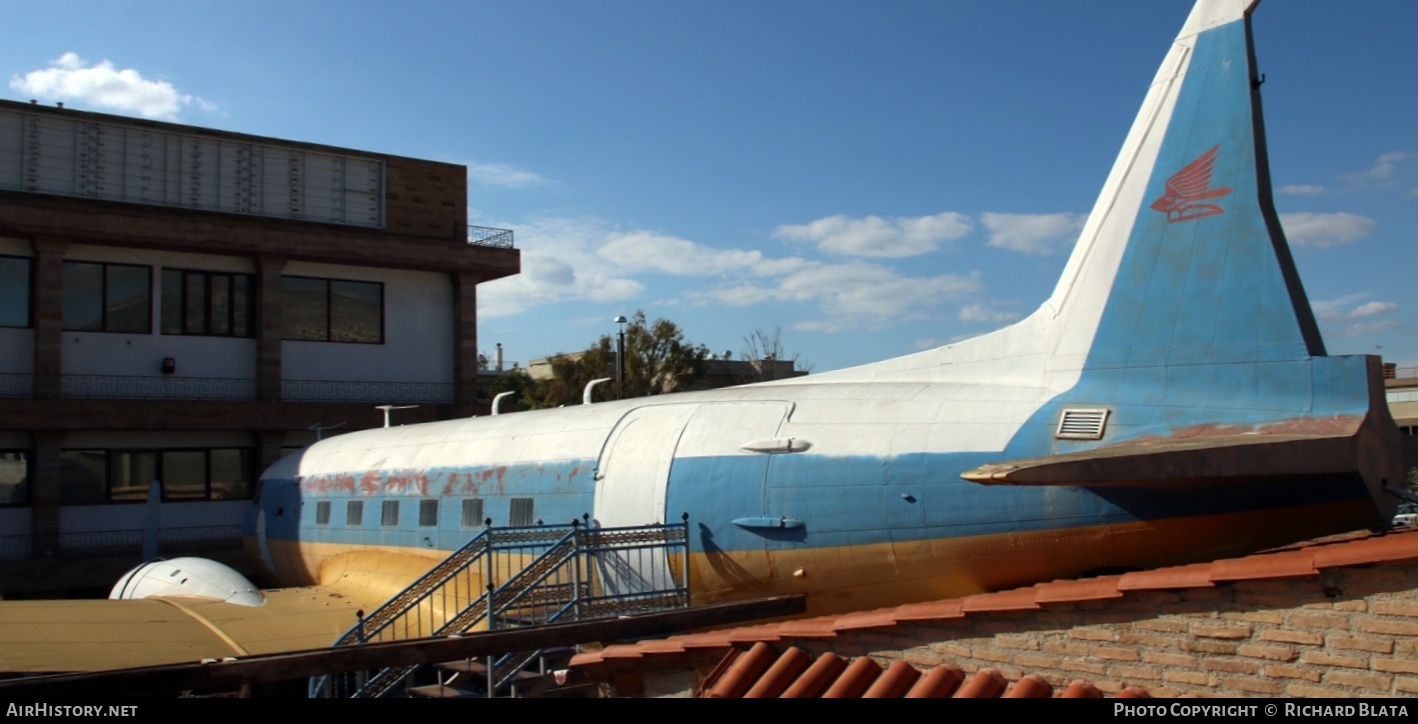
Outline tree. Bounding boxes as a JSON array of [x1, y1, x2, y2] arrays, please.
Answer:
[[521, 311, 708, 408], [738, 326, 812, 382]]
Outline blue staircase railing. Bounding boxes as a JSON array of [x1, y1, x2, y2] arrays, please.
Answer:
[[309, 515, 690, 698]]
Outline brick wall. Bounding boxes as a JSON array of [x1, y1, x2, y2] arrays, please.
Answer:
[[644, 560, 1418, 698], [384, 156, 467, 239]]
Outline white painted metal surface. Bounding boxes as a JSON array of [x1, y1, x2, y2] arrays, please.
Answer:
[[0, 106, 383, 227]]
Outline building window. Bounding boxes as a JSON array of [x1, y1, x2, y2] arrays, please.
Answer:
[[461, 498, 484, 528], [161, 269, 253, 337], [509, 497, 535, 527], [0, 451, 29, 506], [381, 500, 399, 527], [281, 276, 383, 343], [419, 499, 438, 527], [62, 261, 151, 333], [0, 256, 31, 329], [315, 501, 331, 525], [57, 448, 253, 504], [347, 500, 364, 526]]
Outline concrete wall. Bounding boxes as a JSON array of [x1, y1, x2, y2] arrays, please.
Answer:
[[281, 262, 453, 386]]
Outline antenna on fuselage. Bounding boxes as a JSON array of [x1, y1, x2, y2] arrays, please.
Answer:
[[583, 378, 611, 405], [376, 404, 418, 427], [307, 421, 347, 441]]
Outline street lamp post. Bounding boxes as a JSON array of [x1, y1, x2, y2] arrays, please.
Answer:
[[614, 315, 628, 399]]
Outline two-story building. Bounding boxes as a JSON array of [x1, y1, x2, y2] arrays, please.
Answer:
[[0, 99, 518, 595]]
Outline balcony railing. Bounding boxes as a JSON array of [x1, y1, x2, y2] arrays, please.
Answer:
[[282, 378, 454, 404], [0, 373, 453, 404], [62, 374, 257, 400], [467, 224, 515, 248]]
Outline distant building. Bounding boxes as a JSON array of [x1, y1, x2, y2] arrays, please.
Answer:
[[0, 99, 518, 594]]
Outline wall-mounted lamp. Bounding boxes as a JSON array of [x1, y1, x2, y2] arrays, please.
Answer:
[[161, 357, 176, 375]]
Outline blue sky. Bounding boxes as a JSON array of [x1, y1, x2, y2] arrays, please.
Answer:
[[4, 1, 1415, 373]]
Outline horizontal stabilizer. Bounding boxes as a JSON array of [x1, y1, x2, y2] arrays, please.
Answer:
[[961, 430, 1363, 487]]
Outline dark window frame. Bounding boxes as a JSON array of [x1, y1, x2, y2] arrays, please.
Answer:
[[0, 255, 32, 329], [509, 497, 535, 527], [281, 275, 384, 344], [61, 261, 152, 334], [56, 447, 254, 504], [381, 499, 400, 527], [161, 268, 254, 338], [347, 500, 364, 526], [0, 449, 30, 507], [315, 501, 331, 525], [419, 499, 438, 527], [461, 498, 484, 528]]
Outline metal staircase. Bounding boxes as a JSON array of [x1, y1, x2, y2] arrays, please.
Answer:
[[309, 515, 690, 698]]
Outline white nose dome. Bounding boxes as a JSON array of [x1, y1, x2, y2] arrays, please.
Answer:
[[110, 558, 265, 607]]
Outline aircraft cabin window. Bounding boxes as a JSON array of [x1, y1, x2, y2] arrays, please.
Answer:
[[315, 501, 331, 525], [0, 256, 31, 329], [419, 499, 438, 527], [347, 500, 364, 527], [461, 498, 484, 528], [381, 500, 399, 527], [509, 497, 534, 527]]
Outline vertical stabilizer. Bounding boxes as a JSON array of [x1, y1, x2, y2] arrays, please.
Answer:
[[1043, 0, 1326, 376]]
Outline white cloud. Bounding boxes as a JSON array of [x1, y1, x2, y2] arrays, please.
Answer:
[[981, 212, 1085, 255], [1280, 212, 1376, 248], [477, 217, 645, 318], [1349, 301, 1397, 318], [693, 261, 981, 332], [1338, 320, 1400, 338], [1277, 184, 1325, 196], [958, 303, 1020, 324], [598, 232, 768, 276], [773, 212, 971, 258], [9, 52, 214, 120], [482, 213, 987, 332], [466, 162, 550, 190], [1312, 296, 1399, 338], [1342, 150, 1413, 189]]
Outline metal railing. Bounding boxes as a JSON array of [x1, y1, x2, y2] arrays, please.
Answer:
[[467, 225, 515, 249], [282, 379, 454, 404], [310, 516, 690, 698], [62, 374, 257, 400]]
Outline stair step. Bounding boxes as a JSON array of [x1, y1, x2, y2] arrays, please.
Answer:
[[407, 684, 477, 698]]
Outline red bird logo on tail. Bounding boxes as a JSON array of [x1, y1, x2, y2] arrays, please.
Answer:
[[1150, 145, 1233, 223]]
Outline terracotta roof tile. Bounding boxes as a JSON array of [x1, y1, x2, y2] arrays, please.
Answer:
[[1034, 576, 1124, 603], [821, 655, 882, 698], [775, 618, 842, 638], [571, 526, 1418, 698], [1312, 527, 1418, 568], [834, 609, 902, 631], [1117, 563, 1216, 590], [862, 660, 921, 698], [1209, 549, 1317, 581], [743, 646, 812, 698], [893, 599, 965, 621], [904, 664, 965, 698], [953, 668, 1007, 698], [961, 586, 1043, 612]]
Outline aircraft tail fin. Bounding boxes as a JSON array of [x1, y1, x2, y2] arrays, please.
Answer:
[[1041, 0, 1325, 375]]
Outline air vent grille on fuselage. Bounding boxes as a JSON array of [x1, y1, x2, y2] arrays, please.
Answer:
[[1056, 408, 1110, 440]]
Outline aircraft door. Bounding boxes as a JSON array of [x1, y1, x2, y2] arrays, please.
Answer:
[[593, 404, 699, 596]]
